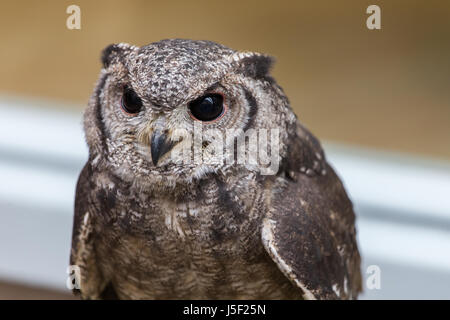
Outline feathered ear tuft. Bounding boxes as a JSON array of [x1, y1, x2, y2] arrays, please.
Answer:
[[230, 52, 275, 80], [101, 43, 136, 68]]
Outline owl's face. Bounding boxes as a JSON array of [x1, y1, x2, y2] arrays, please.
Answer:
[[85, 40, 295, 189]]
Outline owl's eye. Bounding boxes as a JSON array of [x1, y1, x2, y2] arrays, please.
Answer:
[[121, 87, 143, 114], [188, 94, 225, 122]]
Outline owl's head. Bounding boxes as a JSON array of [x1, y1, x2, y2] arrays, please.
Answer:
[[84, 39, 297, 190]]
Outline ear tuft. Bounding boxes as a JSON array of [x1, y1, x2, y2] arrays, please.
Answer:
[[101, 43, 136, 68], [234, 53, 275, 79]]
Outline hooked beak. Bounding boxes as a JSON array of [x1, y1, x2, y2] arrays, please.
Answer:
[[150, 130, 174, 166]]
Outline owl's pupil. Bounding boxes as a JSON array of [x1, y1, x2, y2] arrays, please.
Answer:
[[121, 87, 143, 114], [189, 94, 224, 122]]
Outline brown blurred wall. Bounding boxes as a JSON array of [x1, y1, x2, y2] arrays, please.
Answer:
[[0, 0, 449, 160]]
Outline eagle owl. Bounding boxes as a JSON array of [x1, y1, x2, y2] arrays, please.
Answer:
[[70, 39, 362, 300]]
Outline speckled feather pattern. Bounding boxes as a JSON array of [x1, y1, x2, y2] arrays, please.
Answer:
[[71, 39, 361, 300]]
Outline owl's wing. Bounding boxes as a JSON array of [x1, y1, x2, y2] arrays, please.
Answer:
[[261, 124, 362, 300], [71, 162, 117, 299]]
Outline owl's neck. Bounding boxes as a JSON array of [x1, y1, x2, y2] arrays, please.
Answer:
[[102, 162, 265, 204]]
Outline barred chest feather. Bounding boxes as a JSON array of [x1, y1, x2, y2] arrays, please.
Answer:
[[90, 170, 301, 299]]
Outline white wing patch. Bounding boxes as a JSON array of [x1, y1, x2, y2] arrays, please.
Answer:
[[332, 283, 341, 298], [261, 218, 316, 300]]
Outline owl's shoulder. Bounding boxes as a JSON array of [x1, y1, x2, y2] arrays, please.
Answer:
[[260, 121, 362, 299]]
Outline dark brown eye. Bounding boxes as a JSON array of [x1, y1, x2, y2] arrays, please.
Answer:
[[121, 87, 143, 114], [188, 94, 224, 122]]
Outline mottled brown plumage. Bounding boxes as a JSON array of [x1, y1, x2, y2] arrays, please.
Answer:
[[70, 39, 361, 300]]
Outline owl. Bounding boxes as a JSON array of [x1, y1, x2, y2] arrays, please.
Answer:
[[70, 39, 362, 300]]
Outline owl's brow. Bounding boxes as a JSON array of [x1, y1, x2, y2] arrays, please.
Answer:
[[121, 83, 164, 109], [205, 82, 221, 92]]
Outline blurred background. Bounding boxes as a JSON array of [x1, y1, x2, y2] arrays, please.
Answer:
[[0, 0, 449, 299]]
